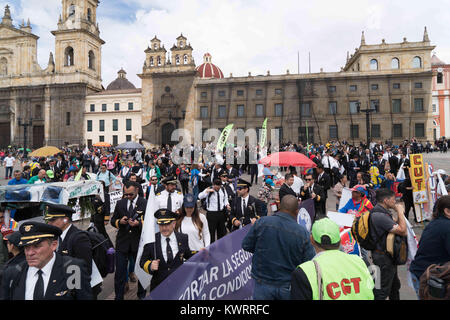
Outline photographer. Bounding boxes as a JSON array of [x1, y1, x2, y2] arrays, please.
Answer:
[[110, 181, 147, 300]]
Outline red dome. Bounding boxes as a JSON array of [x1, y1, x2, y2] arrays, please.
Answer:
[[196, 53, 224, 79]]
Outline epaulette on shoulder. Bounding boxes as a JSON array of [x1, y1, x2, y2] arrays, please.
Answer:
[[156, 193, 161, 196]]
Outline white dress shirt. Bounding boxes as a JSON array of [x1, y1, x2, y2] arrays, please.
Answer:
[[292, 175, 304, 194], [161, 232, 178, 262], [25, 252, 56, 300], [198, 188, 229, 211]]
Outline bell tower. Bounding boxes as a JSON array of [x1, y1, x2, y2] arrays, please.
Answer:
[[52, 0, 104, 89]]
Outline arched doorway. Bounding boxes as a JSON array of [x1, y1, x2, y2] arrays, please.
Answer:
[[161, 122, 175, 145]]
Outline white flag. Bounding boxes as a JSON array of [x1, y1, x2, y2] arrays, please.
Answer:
[[134, 188, 157, 289]]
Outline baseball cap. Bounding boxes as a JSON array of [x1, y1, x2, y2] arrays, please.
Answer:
[[311, 218, 340, 245], [46, 170, 54, 179], [183, 194, 196, 208], [351, 185, 367, 196]]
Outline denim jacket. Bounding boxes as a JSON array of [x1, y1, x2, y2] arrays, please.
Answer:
[[242, 211, 315, 286]]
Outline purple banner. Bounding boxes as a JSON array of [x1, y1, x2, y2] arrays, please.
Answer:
[[297, 199, 315, 232], [149, 225, 254, 300]]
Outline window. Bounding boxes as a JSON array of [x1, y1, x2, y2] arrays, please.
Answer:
[[393, 124, 403, 138], [415, 82, 423, 89], [237, 90, 244, 96], [113, 135, 118, 146], [150, 57, 154, 66], [87, 8, 92, 22], [90, 104, 95, 112], [237, 105, 245, 117], [328, 86, 336, 93], [437, 72, 443, 84], [350, 124, 359, 138], [34, 105, 42, 119], [88, 51, 95, 70], [275, 103, 283, 116], [432, 104, 437, 113], [218, 105, 226, 118], [112, 119, 118, 131], [370, 100, 379, 113], [200, 106, 208, 119], [414, 98, 424, 112], [126, 119, 132, 131], [69, 4, 75, 17], [298, 127, 314, 144], [157, 56, 161, 66], [275, 88, 282, 95], [371, 124, 381, 138], [349, 85, 357, 92], [66, 112, 70, 126], [393, 83, 400, 89], [301, 103, 311, 117], [114, 103, 120, 111], [218, 90, 226, 97], [128, 102, 133, 111], [415, 123, 425, 137], [329, 102, 337, 115], [256, 104, 264, 117], [99, 135, 104, 142], [65, 47, 74, 66], [87, 139, 92, 148], [201, 92, 207, 98], [412, 56, 422, 68], [256, 89, 263, 96], [126, 135, 131, 142], [370, 59, 378, 70], [99, 120, 104, 132], [102, 104, 107, 112], [392, 99, 401, 113], [87, 120, 92, 132], [391, 58, 400, 69], [329, 125, 338, 139], [0, 57, 8, 75], [183, 54, 188, 64], [349, 101, 359, 114], [175, 55, 180, 65], [371, 84, 379, 90]]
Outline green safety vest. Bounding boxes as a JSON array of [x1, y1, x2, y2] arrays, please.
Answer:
[[298, 250, 374, 300]]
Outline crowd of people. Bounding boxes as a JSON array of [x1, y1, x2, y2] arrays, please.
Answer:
[[0, 137, 448, 301]]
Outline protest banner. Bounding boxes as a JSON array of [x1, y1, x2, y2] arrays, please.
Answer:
[[327, 211, 355, 228], [338, 187, 352, 210], [109, 190, 123, 213], [409, 153, 427, 204], [340, 228, 360, 256], [297, 199, 315, 232], [216, 124, 234, 153], [148, 225, 254, 300]]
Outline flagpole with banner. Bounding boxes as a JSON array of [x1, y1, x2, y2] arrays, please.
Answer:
[[135, 188, 157, 290], [216, 124, 234, 154], [259, 118, 267, 149]]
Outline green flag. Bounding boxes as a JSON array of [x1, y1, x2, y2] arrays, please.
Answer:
[[74, 168, 83, 181], [259, 118, 268, 149], [216, 124, 234, 153], [306, 120, 309, 146]]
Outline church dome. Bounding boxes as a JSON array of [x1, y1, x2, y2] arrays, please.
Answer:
[[106, 68, 136, 90], [196, 53, 224, 79]]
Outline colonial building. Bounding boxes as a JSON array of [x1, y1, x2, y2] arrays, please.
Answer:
[[84, 69, 142, 147], [0, 0, 103, 148], [431, 53, 450, 140], [139, 29, 436, 146]]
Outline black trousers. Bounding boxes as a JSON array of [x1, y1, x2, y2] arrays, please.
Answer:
[[114, 250, 146, 300], [207, 210, 227, 244], [93, 214, 114, 248], [180, 180, 189, 195], [403, 199, 418, 223], [372, 251, 401, 300]]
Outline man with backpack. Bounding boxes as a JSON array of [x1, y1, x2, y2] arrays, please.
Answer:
[[367, 188, 407, 300], [44, 203, 102, 299]]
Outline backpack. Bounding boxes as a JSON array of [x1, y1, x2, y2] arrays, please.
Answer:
[[386, 233, 408, 265], [84, 226, 115, 278], [351, 210, 378, 250], [419, 262, 450, 300]]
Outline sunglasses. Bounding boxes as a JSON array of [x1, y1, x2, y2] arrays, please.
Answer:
[[305, 178, 313, 181], [123, 193, 135, 197]]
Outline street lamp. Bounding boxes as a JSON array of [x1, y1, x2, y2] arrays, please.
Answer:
[[18, 117, 33, 159], [168, 109, 186, 129], [356, 101, 376, 147]]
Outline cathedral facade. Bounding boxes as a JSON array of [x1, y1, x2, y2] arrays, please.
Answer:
[[0, 0, 103, 148]]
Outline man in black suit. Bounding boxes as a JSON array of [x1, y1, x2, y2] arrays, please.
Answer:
[[1, 222, 92, 300], [348, 154, 360, 188], [300, 173, 326, 219], [139, 209, 192, 291], [229, 179, 265, 231], [279, 173, 298, 201], [146, 175, 164, 200], [315, 164, 331, 208], [44, 203, 101, 298], [110, 181, 147, 300], [389, 150, 400, 176]]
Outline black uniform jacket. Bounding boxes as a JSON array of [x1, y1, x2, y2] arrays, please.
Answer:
[[110, 196, 147, 253], [58, 224, 93, 273], [229, 195, 265, 230], [139, 232, 192, 291]]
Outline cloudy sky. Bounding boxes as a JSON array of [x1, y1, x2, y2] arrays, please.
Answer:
[[1, 0, 448, 87]]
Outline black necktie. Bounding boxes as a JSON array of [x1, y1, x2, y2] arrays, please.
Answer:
[[242, 198, 246, 214], [217, 190, 221, 211], [128, 201, 134, 217], [167, 193, 172, 211], [33, 270, 44, 300], [166, 238, 173, 264]]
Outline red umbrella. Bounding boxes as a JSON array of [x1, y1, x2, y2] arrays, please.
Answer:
[[259, 152, 317, 167]]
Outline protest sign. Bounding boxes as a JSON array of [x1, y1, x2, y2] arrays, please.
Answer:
[[297, 199, 315, 232], [409, 153, 427, 204], [338, 187, 352, 210], [109, 190, 123, 213], [149, 225, 254, 300], [327, 211, 355, 228]]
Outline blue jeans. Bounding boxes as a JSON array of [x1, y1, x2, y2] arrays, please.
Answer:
[[253, 280, 291, 300], [410, 272, 421, 300], [5, 166, 12, 178]]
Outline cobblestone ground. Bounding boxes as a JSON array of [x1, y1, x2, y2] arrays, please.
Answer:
[[1, 151, 449, 300]]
